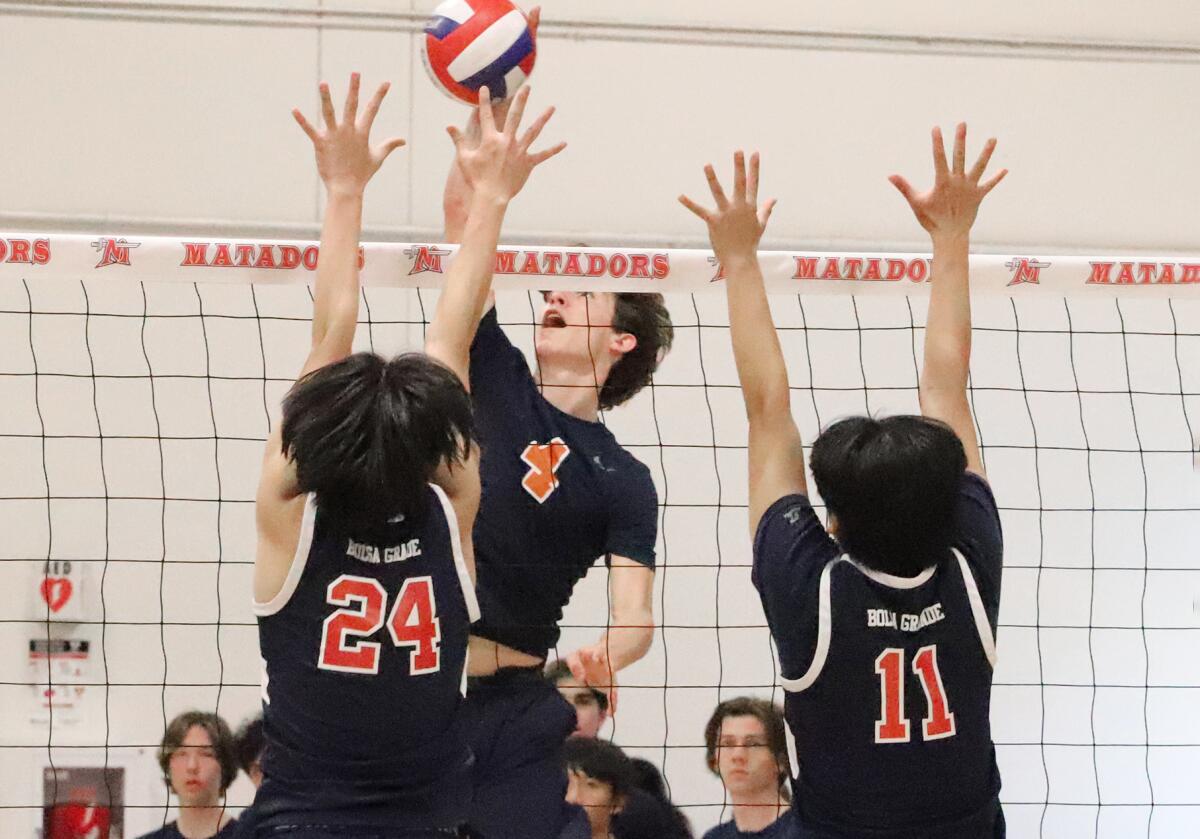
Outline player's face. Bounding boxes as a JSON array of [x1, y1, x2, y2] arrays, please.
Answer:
[[168, 725, 224, 807], [535, 291, 626, 371], [565, 768, 619, 837], [556, 675, 608, 738], [715, 715, 781, 798]]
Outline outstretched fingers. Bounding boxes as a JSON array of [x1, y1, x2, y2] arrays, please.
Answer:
[[530, 140, 567, 166], [979, 167, 1009, 196], [342, 73, 361, 126], [359, 80, 391, 133], [518, 105, 555, 152], [704, 164, 729, 209], [503, 85, 531, 139], [319, 82, 337, 132], [757, 197, 777, 229], [477, 86, 496, 134], [678, 194, 710, 221], [732, 151, 747, 205], [931, 126, 949, 183], [952, 122, 967, 175], [968, 137, 998, 184], [292, 108, 319, 143], [377, 136, 407, 162], [747, 152, 761, 206]]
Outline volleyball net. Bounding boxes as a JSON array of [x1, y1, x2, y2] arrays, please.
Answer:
[[1, 233, 1198, 838]]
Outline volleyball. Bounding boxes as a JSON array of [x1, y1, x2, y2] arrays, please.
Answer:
[[422, 0, 537, 105]]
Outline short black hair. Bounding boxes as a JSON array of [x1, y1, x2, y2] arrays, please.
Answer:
[[157, 710, 239, 793], [234, 714, 265, 773], [810, 415, 966, 577], [563, 737, 636, 798], [545, 658, 609, 712], [281, 352, 473, 533], [600, 293, 673, 411]]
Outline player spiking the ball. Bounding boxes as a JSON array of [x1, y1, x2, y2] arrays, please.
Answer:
[[681, 129, 1008, 837], [436, 11, 675, 838], [249, 74, 561, 838]]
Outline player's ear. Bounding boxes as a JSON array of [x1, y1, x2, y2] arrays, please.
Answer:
[[608, 331, 637, 357]]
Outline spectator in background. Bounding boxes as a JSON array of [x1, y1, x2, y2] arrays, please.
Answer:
[[702, 698, 797, 839], [563, 738, 635, 839], [138, 710, 239, 839], [547, 658, 610, 739], [234, 715, 265, 789], [615, 757, 692, 839]]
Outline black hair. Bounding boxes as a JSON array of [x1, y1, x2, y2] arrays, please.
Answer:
[[600, 293, 673, 411], [545, 658, 609, 712], [281, 352, 473, 533], [625, 759, 693, 839], [563, 737, 636, 798], [810, 414, 967, 577], [157, 710, 239, 793], [234, 714, 265, 773]]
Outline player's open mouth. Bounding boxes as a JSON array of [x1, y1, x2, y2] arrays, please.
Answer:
[[542, 311, 567, 329]]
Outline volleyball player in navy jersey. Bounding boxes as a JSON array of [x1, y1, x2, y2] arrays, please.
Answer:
[[438, 34, 673, 839], [681, 129, 1008, 838], [249, 76, 562, 838]]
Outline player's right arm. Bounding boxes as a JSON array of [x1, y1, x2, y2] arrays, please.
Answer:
[[255, 74, 406, 603], [680, 152, 805, 537], [889, 124, 1006, 479]]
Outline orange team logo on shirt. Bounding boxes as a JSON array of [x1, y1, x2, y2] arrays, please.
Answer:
[[521, 439, 571, 503]]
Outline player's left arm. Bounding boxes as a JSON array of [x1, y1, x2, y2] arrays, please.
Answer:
[[567, 557, 654, 716]]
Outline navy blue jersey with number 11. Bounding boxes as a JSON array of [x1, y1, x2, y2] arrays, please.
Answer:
[[252, 483, 480, 831], [754, 473, 1005, 839]]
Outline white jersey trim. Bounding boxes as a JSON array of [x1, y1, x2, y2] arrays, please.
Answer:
[[253, 493, 318, 617], [779, 558, 840, 693], [846, 558, 936, 589], [430, 482, 481, 624], [954, 548, 998, 668]]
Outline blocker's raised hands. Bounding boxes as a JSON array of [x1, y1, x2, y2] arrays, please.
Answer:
[[293, 73, 406, 196], [679, 151, 777, 263], [448, 85, 565, 203], [889, 123, 1007, 239]]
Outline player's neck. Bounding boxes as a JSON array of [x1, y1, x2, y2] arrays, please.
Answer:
[[536, 362, 603, 422], [730, 788, 788, 832], [175, 801, 228, 837]]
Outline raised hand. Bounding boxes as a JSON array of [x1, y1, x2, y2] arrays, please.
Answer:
[[679, 151, 777, 264], [566, 645, 619, 716], [293, 73, 407, 196], [447, 85, 565, 204], [889, 124, 1006, 239]]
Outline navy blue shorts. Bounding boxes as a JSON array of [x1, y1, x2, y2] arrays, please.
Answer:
[[258, 827, 461, 839], [461, 667, 577, 839]]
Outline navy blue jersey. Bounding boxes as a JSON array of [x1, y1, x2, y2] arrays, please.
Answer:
[[468, 308, 658, 656], [252, 484, 480, 830], [702, 808, 800, 839], [136, 819, 238, 839], [754, 473, 1004, 838]]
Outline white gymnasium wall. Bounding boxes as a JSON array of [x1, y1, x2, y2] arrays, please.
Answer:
[[1, 2, 1199, 837], [0, 1, 1198, 252]]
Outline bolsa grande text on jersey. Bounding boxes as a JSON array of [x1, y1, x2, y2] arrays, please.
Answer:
[[867, 604, 946, 632], [345, 538, 422, 564]]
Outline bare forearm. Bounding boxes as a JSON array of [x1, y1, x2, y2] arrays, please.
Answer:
[[922, 232, 972, 394], [312, 189, 364, 351], [724, 254, 792, 419], [426, 192, 507, 381], [594, 621, 654, 673]]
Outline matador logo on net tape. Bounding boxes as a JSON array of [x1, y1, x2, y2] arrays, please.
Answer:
[[1, 233, 1198, 297]]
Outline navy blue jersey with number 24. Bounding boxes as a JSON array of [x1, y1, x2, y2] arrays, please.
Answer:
[[252, 483, 480, 831], [754, 473, 1005, 838]]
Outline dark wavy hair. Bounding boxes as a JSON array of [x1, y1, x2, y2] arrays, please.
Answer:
[[599, 293, 673, 411], [810, 415, 966, 577], [281, 352, 473, 533], [545, 657, 609, 712], [564, 737, 636, 797], [704, 697, 790, 796], [157, 710, 239, 793]]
